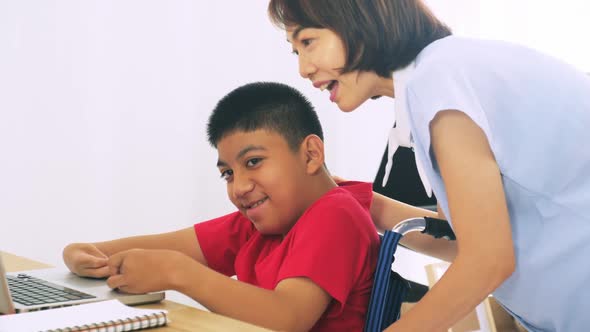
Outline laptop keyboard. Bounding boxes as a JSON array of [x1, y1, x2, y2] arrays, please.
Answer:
[[7, 274, 96, 306]]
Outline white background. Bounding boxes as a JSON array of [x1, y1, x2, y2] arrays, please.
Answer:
[[1, 0, 589, 308]]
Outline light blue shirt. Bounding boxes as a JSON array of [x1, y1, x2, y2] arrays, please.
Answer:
[[400, 36, 590, 331]]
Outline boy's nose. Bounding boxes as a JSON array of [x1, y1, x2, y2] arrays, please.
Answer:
[[232, 174, 254, 199]]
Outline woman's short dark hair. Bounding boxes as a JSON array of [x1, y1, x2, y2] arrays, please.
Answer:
[[268, 0, 452, 77], [207, 82, 323, 151]]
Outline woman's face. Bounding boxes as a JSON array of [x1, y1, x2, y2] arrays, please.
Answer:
[[287, 27, 393, 112]]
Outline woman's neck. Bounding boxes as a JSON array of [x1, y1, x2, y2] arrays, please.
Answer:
[[377, 76, 394, 98]]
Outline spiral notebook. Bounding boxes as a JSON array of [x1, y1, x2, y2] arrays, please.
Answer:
[[0, 299, 168, 332]]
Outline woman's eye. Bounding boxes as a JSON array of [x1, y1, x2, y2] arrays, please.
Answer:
[[246, 158, 262, 167], [220, 169, 233, 181], [291, 38, 313, 56]]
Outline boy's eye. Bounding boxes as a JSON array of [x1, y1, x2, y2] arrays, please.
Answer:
[[220, 169, 233, 181], [246, 158, 262, 167]]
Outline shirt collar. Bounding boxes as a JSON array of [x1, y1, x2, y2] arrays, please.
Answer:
[[382, 62, 433, 197]]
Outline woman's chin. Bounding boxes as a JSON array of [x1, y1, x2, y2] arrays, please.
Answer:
[[336, 100, 364, 113]]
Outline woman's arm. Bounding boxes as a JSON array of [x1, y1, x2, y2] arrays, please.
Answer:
[[371, 182, 457, 262], [386, 110, 515, 331]]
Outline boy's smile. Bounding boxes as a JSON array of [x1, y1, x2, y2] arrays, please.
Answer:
[[242, 196, 268, 221], [216, 129, 312, 235]]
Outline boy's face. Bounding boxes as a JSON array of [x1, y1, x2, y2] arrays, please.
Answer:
[[216, 129, 311, 235]]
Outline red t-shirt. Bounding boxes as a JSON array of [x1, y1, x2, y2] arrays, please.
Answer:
[[194, 181, 379, 331]]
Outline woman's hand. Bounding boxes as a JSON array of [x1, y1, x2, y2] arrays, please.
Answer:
[[62, 243, 109, 278]]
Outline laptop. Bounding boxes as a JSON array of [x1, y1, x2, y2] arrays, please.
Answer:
[[0, 255, 165, 314]]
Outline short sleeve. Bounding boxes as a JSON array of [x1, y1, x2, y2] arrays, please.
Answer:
[[194, 211, 255, 276], [275, 191, 378, 315], [406, 59, 494, 166]]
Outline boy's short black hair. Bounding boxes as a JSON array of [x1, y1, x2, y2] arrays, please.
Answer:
[[207, 82, 324, 151]]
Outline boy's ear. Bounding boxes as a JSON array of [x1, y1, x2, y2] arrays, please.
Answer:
[[300, 135, 325, 175]]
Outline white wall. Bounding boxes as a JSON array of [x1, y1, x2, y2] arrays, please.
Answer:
[[1, 0, 589, 306], [0, 0, 391, 261], [0, 1, 394, 308], [427, 0, 590, 71]]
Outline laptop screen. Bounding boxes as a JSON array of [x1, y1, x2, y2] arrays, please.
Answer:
[[0, 255, 17, 314]]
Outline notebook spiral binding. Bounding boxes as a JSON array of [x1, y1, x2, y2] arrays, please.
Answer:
[[45, 311, 168, 332]]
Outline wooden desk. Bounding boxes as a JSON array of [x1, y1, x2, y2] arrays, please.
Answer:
[[1, 252, 272, 331]]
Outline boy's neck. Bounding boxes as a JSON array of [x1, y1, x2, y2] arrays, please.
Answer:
[[300, 171, 339, 209], [279, 171, 338, 238]]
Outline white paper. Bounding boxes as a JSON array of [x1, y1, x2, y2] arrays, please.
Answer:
[[0, 299, 167, 332]]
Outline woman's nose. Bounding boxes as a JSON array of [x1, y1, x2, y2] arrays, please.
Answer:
[[298, 55, 316, 79]]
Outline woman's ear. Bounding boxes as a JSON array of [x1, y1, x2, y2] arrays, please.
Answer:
[[300, 135, 325, 175]]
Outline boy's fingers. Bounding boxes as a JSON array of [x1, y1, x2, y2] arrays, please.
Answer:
[[107, 274, 126, 290], [84, 265, 110, 279], [81, 256, 108, 269], [83, 245, 107, 258], [107, 252, 125, 276], [107, 276, 141, 294]]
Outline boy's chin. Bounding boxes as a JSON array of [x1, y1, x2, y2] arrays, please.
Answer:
[[251, 221, 287, 236], [254, 226, 281, 236]]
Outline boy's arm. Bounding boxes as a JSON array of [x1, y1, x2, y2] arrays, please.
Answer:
[[63, 226, 206, 278], [106, 203, 367, 331], [92, 226, 205, 262], [177, 265, 331, 332], [106, 249, 331, 332]]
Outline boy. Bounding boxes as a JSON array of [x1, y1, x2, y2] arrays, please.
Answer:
[[63, 82, 379, 331]]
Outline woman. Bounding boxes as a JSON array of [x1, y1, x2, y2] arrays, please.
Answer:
[[268, 0, 590, 331]]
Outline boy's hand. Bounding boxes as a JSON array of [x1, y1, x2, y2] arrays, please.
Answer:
[[106, 249, 191, 294], [63, 243, 109, 278]]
